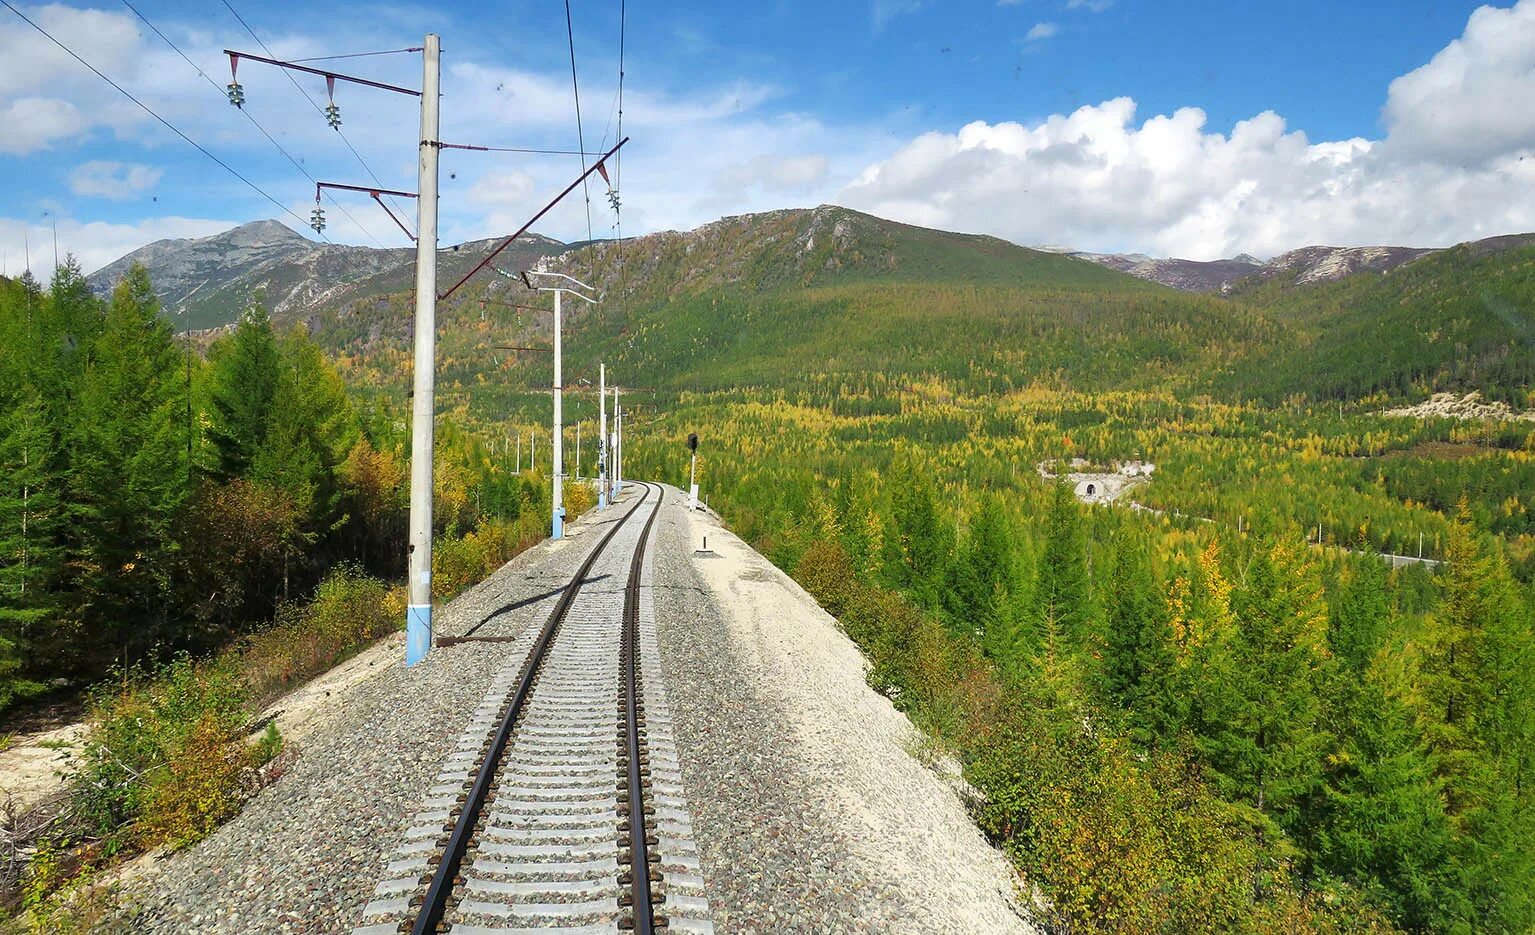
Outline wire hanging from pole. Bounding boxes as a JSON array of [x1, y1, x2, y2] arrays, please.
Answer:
[[0, 0, 327, 239], [565, 0, 596, 261], [615, 0, 626, 330]]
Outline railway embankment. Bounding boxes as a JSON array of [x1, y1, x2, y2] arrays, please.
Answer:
[[102, 483, 1030, 933]]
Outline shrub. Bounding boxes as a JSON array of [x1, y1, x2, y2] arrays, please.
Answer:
[[70, 657, 248, 851], [240, 564, 394, 706]]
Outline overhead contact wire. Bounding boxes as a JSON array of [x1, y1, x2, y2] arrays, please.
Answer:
[[220, 0, 415, 238], [117, 0, 384, 247], [565, 0, 596, 260], [0, 0, 325, 238]]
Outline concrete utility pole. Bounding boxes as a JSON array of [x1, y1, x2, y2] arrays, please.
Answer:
[[405, 33, 440, 667], [575, 422, 581, 480], [612, 388, 623, 501], [519, 271, 600, 539], [516, 433, 521, 473], [598, 364, 608, 509]]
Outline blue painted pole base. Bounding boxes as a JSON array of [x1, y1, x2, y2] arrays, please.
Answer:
[[406, 604, 432, 666], [552, 506, 566, 540]]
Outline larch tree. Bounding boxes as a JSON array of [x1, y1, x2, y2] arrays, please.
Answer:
[[206, 303, 280, 480], [1032, 481, 1092, 649]]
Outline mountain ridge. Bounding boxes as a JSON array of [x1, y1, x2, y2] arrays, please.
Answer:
[[86, 221, 569, 331]]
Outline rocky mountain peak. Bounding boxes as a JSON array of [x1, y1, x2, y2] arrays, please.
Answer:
[[220, 219, 309, 249]]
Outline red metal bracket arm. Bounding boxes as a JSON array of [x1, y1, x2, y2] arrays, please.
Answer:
[[437, 137, 628, 302], [224, 49, 422, 96]]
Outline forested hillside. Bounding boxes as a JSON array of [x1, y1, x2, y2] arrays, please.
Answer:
[[0, 263, 550, 708], [452, 207, 1532, 932], [6, 204, 1534, 932], [1228, 239, 1535, 404]]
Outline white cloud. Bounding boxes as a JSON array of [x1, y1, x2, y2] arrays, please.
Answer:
[[0, 97, 87, 155], [0, 4, 142, 97], [0, 214, 240, 277], [68, 161, 164, 199], [1027, 22, 1058, 41], [1066, 0, 1113, 12], [715, 155, 830, 194], [1383, 0, 1535, 164], [841, 0, 1535, 259]]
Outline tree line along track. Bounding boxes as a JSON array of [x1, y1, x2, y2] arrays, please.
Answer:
[[355, 482, 714, 935]]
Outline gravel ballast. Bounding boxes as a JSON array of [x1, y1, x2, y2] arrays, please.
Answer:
[[650, 487, 1034, 934], [112, 483, 1033, 933], [123, 501, 635, 934]]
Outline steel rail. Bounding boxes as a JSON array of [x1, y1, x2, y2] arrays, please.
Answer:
[[409, 484, 655, 934], [622, 482, 663, 933]]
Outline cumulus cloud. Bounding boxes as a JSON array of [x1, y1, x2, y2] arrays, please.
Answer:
[[69, 161, 164, 199], [0, 97, 88, 155], [842, 0, 1535, 258], [1383, 0, 1535, 164], [1026, 22, 1058, 41]]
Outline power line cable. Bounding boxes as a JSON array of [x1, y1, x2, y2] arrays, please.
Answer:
[[564, 0, 596, 255], [118, 0, 384, 247], [614, 0, 626, 329], [220, 0, 414, 237], [0, 0, 326, 238]]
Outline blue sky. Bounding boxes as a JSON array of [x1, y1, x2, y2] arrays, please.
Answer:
[[3, 0, 1533, 273]]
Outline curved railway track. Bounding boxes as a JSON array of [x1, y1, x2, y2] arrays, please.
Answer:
[[355, 483, 713, 935]]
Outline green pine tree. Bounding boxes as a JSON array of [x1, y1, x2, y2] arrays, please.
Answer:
[[943, 497, 1016, 639], [0, 385, 59, 710], [1032, 481, 1092, 648], [206, 302, 281, 480], [1330, 552, 1390, 674], [65, 264, 190, 665], [1099, 538, 1177, 745], [1417, 507, 1535, 930], [1221, 539, 1330, 828]]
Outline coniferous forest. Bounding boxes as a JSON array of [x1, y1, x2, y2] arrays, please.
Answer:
[[0, 262, 565, 708]]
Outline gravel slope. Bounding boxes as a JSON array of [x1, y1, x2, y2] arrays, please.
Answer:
[[650, 487, 1034, 934], [105, 483, 1031, 934], [119, 500, 634, 934]]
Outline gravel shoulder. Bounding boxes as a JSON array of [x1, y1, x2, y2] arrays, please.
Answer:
[[651, 486, 1034, 934]]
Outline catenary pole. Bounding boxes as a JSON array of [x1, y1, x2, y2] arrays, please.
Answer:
[[404, 33, 440, 666], [612, 389, 621, 501], [598, 363, 608, 508], [551, 288, 564, 538], [516, 270, 598, 533]]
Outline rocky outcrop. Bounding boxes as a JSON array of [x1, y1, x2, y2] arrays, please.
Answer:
[[1066, 235, 1534, 293], [1382, 391, 1535, 422]]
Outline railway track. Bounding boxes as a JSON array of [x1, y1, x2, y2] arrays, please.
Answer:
[[355, 483, 714, 935]]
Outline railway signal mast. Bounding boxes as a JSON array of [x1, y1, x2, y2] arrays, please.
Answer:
[[688, 432, 700, 510]]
